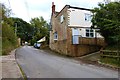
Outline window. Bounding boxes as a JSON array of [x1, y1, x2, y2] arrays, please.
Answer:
[[54, 32, 58, 40], [60, 15, 64, 23], [86, 29, 94, 37], [85, 13, 92, 21], [72, 28, 80, 44], [72, 35, 79, 44], [72, 28, 79, 36]]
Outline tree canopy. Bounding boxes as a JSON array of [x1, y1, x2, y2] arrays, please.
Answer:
[[1, 3, 49, 47], [92, 2, 120, 45], [11, 17, 34, 42], [1, 3, 18, 55], [30, 17, 49, 44]]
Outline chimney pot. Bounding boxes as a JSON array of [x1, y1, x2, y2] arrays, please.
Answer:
[[52, 2, 55, 15]]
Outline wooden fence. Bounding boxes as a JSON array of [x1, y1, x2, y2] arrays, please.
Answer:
[[79, 37, 105, 46], [100, 50, 120, 59]]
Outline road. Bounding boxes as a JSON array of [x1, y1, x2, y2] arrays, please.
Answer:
[[16, 46, 118, 78]]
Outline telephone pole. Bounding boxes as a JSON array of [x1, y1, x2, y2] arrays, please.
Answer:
[[15, 23, 17, 36]]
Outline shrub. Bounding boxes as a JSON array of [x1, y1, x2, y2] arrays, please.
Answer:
[[2, 22, 18, 55]]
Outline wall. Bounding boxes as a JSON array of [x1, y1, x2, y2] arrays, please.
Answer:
[[66, 27, 105, 57], [71, 28, 103, 38], [49, 6, 69, 55], [68, 8, 92, 27]]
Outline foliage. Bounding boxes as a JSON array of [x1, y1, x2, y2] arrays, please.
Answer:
[[30, 16, 49, 45], [11, 17, 34, 42], [1, 3, 18, 55], [2, 22, 18, 55], [92, 2, 120, 46], [100, 57, 120, 67]]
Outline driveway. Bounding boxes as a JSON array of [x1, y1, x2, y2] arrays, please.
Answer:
[[16, 46, 118, 78]]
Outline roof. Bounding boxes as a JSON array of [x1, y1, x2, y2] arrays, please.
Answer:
[[69, 5, 91, 11], [55, 5, 91, 17], [37, 37, 46, 43]]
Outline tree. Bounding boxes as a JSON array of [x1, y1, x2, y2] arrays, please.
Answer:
[[11, 17, 34, 42], [30, 16, 49, 44], [1, 3, 18, 55], [92, 2, 120, 46]]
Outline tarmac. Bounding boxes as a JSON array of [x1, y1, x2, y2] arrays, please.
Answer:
[[0, 49, 23, 79]]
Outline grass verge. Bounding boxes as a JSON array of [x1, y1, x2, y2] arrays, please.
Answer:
[[17, 63, 27, 80], [100, 57, 120, 68]]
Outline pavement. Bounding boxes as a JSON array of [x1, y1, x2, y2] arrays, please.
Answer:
[[0, 49, 23, 79]]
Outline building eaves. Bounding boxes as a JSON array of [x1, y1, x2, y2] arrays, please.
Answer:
[[55, 5, 92, 18], [69, 5, 91, 11]]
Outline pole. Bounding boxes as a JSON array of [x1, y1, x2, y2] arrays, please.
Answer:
[[15, 23, 17, 36]]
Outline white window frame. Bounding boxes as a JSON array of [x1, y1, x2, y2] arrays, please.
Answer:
[[60, 15, 64, 23], [72, 28, 80, 44], [86, 29, 94, 38], [85, 13, 92, 21], [54, 32, 58, 40]]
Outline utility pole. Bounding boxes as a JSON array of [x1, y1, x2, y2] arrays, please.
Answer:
[[15, 23, 17, 36]]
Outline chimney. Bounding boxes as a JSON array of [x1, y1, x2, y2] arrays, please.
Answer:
[[52, 2, 55, 14]]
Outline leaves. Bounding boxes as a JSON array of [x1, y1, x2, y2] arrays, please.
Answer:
[[30, 16, 49, 42], [92, 2, 120, 45], [11, 17, 34, 42]]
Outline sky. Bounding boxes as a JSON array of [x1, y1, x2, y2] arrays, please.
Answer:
[[1, 0, 105, 23]]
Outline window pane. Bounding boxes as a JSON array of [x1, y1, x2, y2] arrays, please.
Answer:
[[85, 13, 92, 21], [86, 29, 89, 32], [72, 28, 79, 35], [90, 29, 93, 32], [90, 33, 94, 37], [54, 32, 58, 40], [60, 15, 64, 23], [72, 35, 79, 44], [86, 33, 89, 37]]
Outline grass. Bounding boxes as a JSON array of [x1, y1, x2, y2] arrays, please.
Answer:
[[78, 50, 119, 68], [102, 44, 120, 68], [105, 44, 119, 50], [100, 57, 120, 68], [17, 63, 27, 80], [2, 38, 18, 55]]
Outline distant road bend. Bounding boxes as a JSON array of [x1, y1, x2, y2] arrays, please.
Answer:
[[16, 46, 118, 78]]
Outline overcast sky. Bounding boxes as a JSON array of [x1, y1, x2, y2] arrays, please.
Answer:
[[1, 0, 105, 23]]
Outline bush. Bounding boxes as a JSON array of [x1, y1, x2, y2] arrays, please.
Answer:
[[2, 22, 18, 55]]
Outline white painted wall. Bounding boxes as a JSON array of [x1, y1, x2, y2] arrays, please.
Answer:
[[68, 8, 103, 38], [68, 8, 92, 27]]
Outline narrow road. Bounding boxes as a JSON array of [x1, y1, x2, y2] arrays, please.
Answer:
[[16, 46, 118, 78]]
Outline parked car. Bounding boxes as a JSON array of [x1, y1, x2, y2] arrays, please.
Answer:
[[34, 43, 41, 48]]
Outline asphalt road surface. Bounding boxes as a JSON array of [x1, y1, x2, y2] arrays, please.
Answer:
[[16, 46, 118, 78]]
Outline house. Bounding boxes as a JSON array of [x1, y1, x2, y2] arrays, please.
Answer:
[[37, 37, 46, 43], [49, 2, 105, 57]]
